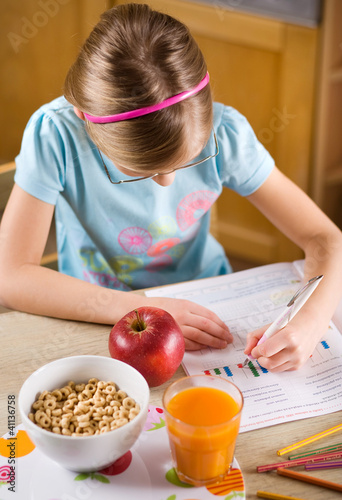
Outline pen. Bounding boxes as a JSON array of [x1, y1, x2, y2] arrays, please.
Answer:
[[242, 274, 323, 367]]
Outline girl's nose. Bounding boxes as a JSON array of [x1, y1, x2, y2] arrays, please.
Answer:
[[152, 172, 176, 186]]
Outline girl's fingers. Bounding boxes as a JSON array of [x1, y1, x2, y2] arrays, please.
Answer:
[[244, 325, 270, 355], [251, 331, 289, 359], [257, 357, 294, 372], [185, 309, 232, 343], [182, 325, 230, 350], [183, 337, 211, 351], [187, 303, 231, 335]]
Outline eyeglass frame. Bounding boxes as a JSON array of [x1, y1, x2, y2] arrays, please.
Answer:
[[97, 130, 219, 184]]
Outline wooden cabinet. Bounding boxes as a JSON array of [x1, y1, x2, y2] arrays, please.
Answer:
[[115, 0, 322, 264], [312, 0, 342, 230], [0, 0, 110, 164]]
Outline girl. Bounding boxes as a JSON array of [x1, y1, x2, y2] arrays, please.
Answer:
[[0, 3, 341, 372]]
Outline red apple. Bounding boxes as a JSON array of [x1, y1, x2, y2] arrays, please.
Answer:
[[108, 307, 185, 387]]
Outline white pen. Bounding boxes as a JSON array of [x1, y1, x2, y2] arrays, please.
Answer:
[[242, 274, 324, 367]]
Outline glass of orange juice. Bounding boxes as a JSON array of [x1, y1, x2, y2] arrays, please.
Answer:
[[163, 374, 243, 486]]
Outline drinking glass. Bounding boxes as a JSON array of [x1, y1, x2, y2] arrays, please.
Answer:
[[163, 374, 243, 486]]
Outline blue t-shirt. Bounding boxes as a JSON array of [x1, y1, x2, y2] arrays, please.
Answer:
[[15, 97, 274, 291]]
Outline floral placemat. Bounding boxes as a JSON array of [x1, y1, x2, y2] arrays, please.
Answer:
[[0, 405, 245, 499]]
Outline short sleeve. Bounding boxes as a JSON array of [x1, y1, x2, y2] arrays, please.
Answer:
[[215, 106, 275, 196], [15, 109, 66, 205]]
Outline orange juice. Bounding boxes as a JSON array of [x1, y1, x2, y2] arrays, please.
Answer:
[[164, 381, 243, 486]]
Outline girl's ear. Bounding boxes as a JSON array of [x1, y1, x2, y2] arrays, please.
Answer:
[[73, 106, 85, 121]]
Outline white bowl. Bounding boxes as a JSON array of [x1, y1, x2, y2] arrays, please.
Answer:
[[18, 355, 150, 472]]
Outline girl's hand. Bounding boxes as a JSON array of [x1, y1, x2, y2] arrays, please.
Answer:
[[244, 311, 328, 372], [146, 296, 233, 350]]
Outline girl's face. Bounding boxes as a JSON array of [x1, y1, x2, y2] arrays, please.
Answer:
[[114, 145, 203, 187], [111, 132, 212, 187], [118, 167, 177, 186]]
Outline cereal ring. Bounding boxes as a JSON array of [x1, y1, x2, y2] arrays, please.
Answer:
[[78, 391, 90, 401], [102, 415, 113, 423], [52, 390, 63, 401], [114, 409, 128, 419], [52, 417, 61, 427], [114, 390, 127, 402], [38, 413, 51, 428], [51, 408, 62, 416], [88, 378, 98, 385], [32, 400, 44, 410], [116, 418, 128, 428], [77, 413, 90, 422], [122, 397, 135, 410], [61, 417, 72, 429], [62, 428, 72, 436], [83, 427, 95, 436], [75, 384, 85, 393], [85, 383, 97, 394], [98, 420, 109, 430], [44, 399, 57, 410], [60, 387, 72, 399], [79, 420, 91, 428], [110, 400, 120, 408], [38, 390, 49, 400], [78, 402, 90, 412], [63, 400, 75, 410], [104, 385, 116, 395], [94, 396, 106, 407], [129, 408, 140, 420], [52, 426, 61, 434], [34, 410, 45, 422]]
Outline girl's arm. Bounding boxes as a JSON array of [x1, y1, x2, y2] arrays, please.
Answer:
[[244, 167, 342, 371], [0, 184, 231, 350]]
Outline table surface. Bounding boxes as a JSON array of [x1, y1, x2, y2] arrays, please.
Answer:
[[1, 309, 342, 500]]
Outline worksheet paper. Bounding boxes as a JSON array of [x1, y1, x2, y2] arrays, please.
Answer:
[[145, 261, 342, 432]]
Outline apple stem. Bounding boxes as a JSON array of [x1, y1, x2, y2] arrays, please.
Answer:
[[134, 309, 145, 331]]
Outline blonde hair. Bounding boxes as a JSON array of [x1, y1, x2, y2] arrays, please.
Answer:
[[64, 3, 212, 172]]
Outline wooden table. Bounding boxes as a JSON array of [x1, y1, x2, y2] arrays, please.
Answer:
[[1, 310, 342, 499]]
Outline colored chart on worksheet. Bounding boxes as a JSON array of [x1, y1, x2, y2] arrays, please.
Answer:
[[146, 261, 342, 432]]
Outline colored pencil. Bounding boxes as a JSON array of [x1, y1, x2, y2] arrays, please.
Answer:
[[257, 450, 342, 472], [257, 491, 308, 500], [305, 459, 342, 470], [277, 423, 342, 456], [289, 442, 342, 460], [277, 467, 342, 492]]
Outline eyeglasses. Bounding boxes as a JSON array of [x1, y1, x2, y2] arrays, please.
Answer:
[[98, 131, 219, 184]]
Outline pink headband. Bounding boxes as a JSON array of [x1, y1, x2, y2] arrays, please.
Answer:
[[83, 72, 210, 124]]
